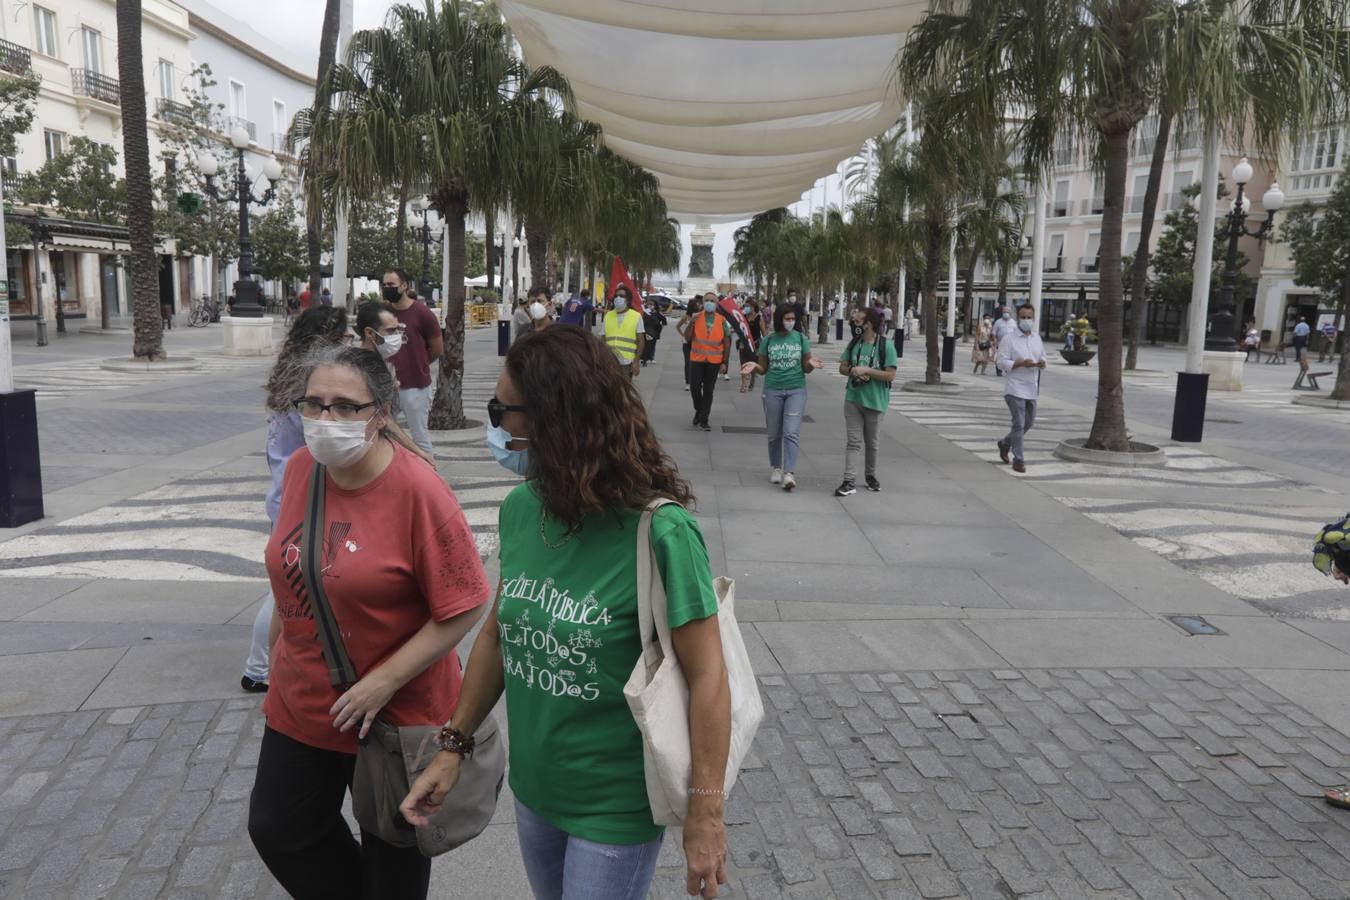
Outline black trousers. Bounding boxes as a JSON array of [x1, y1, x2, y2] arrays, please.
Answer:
[[249, 726, 431, 900], [642, 335, 659, 362], [689, 360, 721, 424], [682, 341, 691, 384]]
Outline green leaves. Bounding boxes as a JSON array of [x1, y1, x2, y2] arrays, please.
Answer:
[[18, 136, 127, 224], [0, 71, 40, 161], [1280, 159, 1350, 305]]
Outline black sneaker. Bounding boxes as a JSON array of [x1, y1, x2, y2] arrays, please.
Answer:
[[699, 422, 712, 432], [866, 477, 881, 492], [240, 676, 269, 694], [834, 481, 856, 497]]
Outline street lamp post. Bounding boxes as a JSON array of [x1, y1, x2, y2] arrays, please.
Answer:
[[411, 196, 432, 297], [511, 235, 521, 303], [1207, 158, 1283, 350], [197, 126, 282, 318]]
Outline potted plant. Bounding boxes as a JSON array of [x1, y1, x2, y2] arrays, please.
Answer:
[[1058, 317, 1098, 365]]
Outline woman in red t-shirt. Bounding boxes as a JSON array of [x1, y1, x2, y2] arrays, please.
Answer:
[[247, 346, 491, 900]]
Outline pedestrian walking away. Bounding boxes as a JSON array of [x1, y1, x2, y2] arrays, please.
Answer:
[[400, 326, 731, 900], [641, 298, 667, 365], [355, 301, 439, 468], [689, 293, 732, 430], [1319, 319, 1338, 362], [248, 346, 492, 900], [739, 298, 763, 393], [996, 303, 1047, 474], [1293, 317, 1312, 365], [382, 268, 443, 457], [972, 315, 994, 375], [741, 304, 824, 491], [602, 286, 647, 379], [991, 306, 1018, 376], [241, 307, 351, 695], [835, 307, 897, 497], [558, 289, 595, 327]]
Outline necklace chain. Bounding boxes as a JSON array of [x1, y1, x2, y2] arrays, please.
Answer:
[[539, 507, 573, 550]]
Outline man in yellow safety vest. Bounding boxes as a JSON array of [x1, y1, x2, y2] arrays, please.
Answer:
[[602, 287, 647, 378], [688, 292, 731, 431]]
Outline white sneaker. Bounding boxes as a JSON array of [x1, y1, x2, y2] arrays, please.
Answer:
[[782, 473, 796, 491], [770, 467, 782, 484]]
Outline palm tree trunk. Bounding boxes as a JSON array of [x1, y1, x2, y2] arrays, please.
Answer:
[[395, 186, 408, 273], [485, 209, 496, 292], [923, 219, 943, 384], [305, 0, 341, 291], [525, 219, 547, 292], [117, 0, 164, 360], [1331, 278, 1350, 401], [1086, 127, 1131, 451], [429, 186, 469, 430], [1126, 109, 1172, 370]]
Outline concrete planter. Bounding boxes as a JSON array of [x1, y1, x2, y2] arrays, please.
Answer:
[[1059, 349, 1097, 366], [99, 357, 202, 373], [1292, 395, 1350, 410], [430, 419, 486, 444], [900, 380, 963, 395], [1053, 437, 1166, 468]]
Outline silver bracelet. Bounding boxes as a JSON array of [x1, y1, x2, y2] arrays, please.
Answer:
[[687, 787, 726, 797]]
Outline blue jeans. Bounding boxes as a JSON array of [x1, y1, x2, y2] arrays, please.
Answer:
[[1003, 396, 1037, 463], [243, 591, 274, 682], [763, 387, 807, 471], [515, 800, 663, 900], [398, 386, 434, 456]]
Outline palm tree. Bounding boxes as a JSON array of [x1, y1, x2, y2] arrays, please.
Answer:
[[299, 0, 570, 429], [305, 0, 341, 293], [902, 0, 1350, 450], [116, 0, 164, 361], [1125, 105, 1173, 370], [512, 105, 599, 291], [955, 137, 1024, 336]]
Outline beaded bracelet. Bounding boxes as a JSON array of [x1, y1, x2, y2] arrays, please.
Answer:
[[434, 724, 476, 759], [687, 787, 726, 797]]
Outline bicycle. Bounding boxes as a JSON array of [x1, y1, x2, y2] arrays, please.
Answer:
[[188, 296, 217, 328]]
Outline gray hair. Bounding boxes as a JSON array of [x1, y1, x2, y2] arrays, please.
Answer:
[[301, 345, 398, 412]]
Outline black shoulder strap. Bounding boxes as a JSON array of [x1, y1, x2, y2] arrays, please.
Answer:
[[302, 463, 358, 689]]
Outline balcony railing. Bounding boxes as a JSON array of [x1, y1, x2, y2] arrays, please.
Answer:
[[0, 37, 31, 75], [73, 69, 121, 105], [228, 117, 258, 142], [155, 97, 193, 125], [1, 170, 26, 198]]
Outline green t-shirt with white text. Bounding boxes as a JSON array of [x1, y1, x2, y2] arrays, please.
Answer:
[[496, 483, 720, 844], [843, 335, 898, 411], [761, 330, 810, 390]]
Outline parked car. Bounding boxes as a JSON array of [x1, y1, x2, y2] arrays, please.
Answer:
[[645, 293, 675, 312]]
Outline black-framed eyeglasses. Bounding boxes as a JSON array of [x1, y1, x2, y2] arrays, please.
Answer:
[[487, 397, 527, 428], [294, 398, 378, 421]]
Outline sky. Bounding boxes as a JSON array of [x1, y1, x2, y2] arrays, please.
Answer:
[[201, 0, 855, 283]]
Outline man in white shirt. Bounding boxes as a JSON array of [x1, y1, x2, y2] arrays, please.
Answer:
[[991, 306, 1019, 376], [996, 303, 1046, 473]]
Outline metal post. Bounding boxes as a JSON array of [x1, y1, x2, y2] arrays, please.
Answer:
[[0, 172, 11, 392], [418, 209, 431, 294], [1029, 174, 1046, 325], [1172, 128, 1220, 442], [1207, 187, 1244, 351]]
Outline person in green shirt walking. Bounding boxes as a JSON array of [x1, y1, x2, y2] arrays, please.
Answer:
[[400, 327, 732, 900], [835, 306, 898, 496], [740, 303, 825, 491]]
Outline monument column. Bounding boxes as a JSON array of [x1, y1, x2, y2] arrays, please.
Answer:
[[686, 224, 718, 297]]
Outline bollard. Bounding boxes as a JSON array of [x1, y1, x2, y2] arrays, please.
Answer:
[[941, 335, 956, 373], [0, 389, 43, 527], [836, 318, 844, 340], [36, 319, 48, 347], [497, 320, 510, 357], [1170, 371, 1209, 442], [894, 327, 904, 359]]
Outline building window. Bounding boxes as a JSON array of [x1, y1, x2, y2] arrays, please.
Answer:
[[1052, 179, 1070, 217], [272, 99, 288, 148], [33, 6, 58, 58], [44, 129, 66, 161], [1082, 233, 1101, 272], [1291, 128, 1342, 192], [82, 27, 103, 74], [1046, 234, 1066, 272], [1169, 169, 1195, 208], [1054, 131, 1076, 167], [1128, 173, 1149, 213], [229, 79, 247, 120], [158, 60, 176, 100]]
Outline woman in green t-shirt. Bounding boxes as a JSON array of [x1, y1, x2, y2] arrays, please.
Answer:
[[740, 303, 824, 491], [400, 327, 731, 900], [834, 306, 898, 496]]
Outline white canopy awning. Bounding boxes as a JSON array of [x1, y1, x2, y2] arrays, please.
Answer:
[[499, 0, 927, 221]]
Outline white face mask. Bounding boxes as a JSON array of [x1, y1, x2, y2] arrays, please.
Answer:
[[529, 301, 548, 320], [614, 297, 628, 311], [303, 416, 376, 467], [375, 330, 404, 360]]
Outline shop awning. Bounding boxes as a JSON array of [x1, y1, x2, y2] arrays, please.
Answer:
[[498, 0, 927, 220]]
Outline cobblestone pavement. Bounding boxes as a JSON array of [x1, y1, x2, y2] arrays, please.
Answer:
[[4, 668, 1349, 899]]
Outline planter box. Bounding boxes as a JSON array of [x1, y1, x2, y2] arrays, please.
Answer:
[[1060, 349, 1097, 366]]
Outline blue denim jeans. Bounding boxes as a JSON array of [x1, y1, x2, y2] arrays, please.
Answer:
[[1003, 396, 1037, 463], [243, 590, 274, 683], [514, 800, 663, 900], [763, 387, 807, 471]]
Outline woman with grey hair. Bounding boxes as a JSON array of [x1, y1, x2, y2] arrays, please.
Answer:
[[248, 346, 491, 898]]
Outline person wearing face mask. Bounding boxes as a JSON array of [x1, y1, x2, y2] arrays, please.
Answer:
[[689, 292, 732, 431], [972, 314, 994, 375], [996, 303, 1047, 474], [355, 302, 438, 468], [991, 305, 1018, 376], [641, 298, 667, 366], [403, 326, 730, 900], [517, 286, 555, 340], [739, 298, 762, 393], [248, 346, 491, 900], [241, 307, 351, 694], [834, 307, 898, 496], [741, 304, 825, 491], [602, 286, 647, 378], [380, 268, 443, 457]]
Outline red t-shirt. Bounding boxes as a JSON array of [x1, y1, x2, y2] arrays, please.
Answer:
[[262, 443, 490, 754], [391, 300, 442, 390], [299, 289, 312, 310]]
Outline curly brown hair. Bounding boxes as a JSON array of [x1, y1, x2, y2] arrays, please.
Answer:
[[505, 327, 693, 533], [265, 307, 349, 412]]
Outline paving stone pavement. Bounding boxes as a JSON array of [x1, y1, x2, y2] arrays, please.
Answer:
[[3, 667, 1350, 899]]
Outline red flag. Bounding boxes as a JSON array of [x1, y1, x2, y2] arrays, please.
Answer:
[[718, 297, 755, 352], [607, 257, 644, 307]]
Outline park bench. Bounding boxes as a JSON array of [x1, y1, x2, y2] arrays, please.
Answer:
[[1293, 368, 1333, 390], [1263, 343, 1287, 364]]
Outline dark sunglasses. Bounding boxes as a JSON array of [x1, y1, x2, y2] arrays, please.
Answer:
[[487, 397, 527, 428]]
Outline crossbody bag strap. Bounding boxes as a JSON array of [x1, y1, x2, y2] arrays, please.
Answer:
[[302, 462, 359, 689], [635, 497, 680, 656]]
